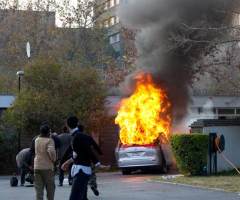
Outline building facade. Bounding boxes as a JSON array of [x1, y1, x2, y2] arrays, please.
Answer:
[[190, 96, 240, 119], [94, 0, 136, 67]]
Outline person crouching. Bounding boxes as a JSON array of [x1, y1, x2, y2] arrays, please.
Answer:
[[16, 148, 32, 186]]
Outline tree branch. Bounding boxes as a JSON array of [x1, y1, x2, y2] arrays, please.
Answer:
[[181, 23, 240, 31]]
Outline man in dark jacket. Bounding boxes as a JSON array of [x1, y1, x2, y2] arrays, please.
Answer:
[[61, 116, 101, 200], [57, 126, 72, 186]]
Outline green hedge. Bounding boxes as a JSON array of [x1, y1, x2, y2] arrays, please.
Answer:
[[0, 129, 17, 174], [171, 134, 209, 175]]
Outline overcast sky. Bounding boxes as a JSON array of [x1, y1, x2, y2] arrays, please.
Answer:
[[15, 0, 81, 27], [17, 0, 78, 8]]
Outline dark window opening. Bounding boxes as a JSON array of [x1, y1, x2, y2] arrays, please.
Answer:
[[218, 108, 235, 115], [198, 107, 203, 114]]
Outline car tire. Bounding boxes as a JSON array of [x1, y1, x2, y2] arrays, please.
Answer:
[[121, 168, 131, 175]]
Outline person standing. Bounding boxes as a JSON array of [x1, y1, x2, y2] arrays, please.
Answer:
[[16, 148, 32, 186], [61, 116, 100, 200], [57, 126, 72, 186], [34, 124, 56, 200]]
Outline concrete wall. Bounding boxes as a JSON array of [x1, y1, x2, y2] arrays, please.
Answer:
[[203, 126, 240, 172]]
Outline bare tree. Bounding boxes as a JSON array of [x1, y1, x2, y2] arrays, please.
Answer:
[[0, 0, 115, 81]]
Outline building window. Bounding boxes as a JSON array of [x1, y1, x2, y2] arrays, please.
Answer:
[[115, 16, 120, 24], [109, 0, 115, 8], [104, 0, 120, 10], [218, 108, 235, 115], [110, 16, 115, 26], [104, 20, 109, 28], [233, 13, 240, 25], [109, 33, 120, 44], [104, 1, 109, 10], [236, 109, 240, 114], [213, 108, 217, 114], [198, 107, 203, 114], [107, 16, 120, 26]]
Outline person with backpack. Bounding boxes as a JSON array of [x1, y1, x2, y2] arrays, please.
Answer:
[[16, 148, 32, 186]]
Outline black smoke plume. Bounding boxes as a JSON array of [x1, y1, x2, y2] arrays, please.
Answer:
[[118, 0, 237, 122]]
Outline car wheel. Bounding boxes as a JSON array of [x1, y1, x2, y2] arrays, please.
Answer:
[[121, 168, 131, 175]]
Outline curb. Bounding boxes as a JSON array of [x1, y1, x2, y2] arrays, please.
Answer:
[[149, 179, 238, 194]]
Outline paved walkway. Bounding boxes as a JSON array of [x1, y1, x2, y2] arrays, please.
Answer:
[[1, 173, 239, 200]]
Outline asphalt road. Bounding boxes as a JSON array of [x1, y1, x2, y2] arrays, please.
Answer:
[[1, 172, 239, 200]]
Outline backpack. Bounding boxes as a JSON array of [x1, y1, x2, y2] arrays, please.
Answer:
[[10, 176, 18, 187]]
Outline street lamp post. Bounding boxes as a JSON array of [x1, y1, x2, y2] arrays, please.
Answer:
[[16, 70, 24, 152], [16, 42, 30, 152], [16, 71, 24, 93]]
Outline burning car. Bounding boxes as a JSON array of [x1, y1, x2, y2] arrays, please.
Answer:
[[115, 73, 172, 175], [115, 142, 167, 175]]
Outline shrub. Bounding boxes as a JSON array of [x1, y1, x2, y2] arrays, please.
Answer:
[[4, 60, 108, 136], [0, 129, 17, 174], [171, 134, 209, 175]]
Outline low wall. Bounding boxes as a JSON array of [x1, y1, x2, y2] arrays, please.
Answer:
[[203, 126, 240, 172]]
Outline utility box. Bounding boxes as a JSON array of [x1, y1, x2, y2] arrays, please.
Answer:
[[190, 119, 240, 172]]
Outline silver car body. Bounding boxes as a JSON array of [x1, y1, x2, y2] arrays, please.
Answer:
[[115, 144, 163, 170]]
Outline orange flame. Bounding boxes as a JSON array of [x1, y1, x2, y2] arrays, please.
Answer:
[[115, 73, 172, 145]]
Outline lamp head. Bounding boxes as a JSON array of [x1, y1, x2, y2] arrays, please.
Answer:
[[16, 71, 24, 76]]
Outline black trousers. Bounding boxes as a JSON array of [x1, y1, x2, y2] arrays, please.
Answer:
[[69, 170, 90, 200], [88, 169, 97, 190], [19, 167, 28, 185]]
